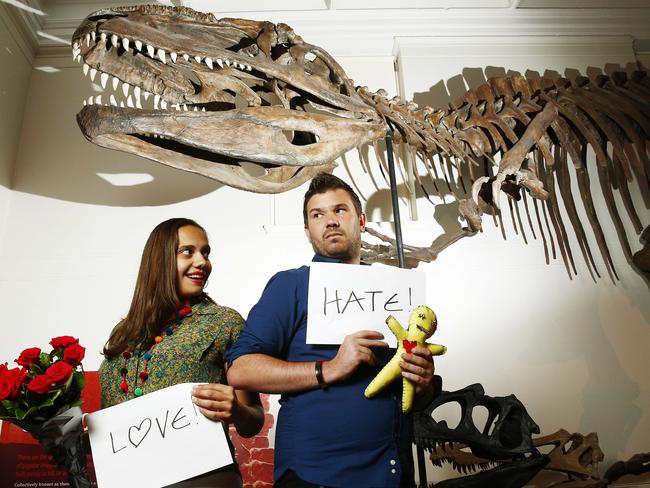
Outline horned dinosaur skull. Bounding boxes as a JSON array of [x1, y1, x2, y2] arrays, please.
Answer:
[[72, 5, 650, 275]]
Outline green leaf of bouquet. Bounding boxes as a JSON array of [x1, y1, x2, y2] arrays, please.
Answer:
[[73, 372, 86, 390], [39, 353, 52, 368], [0, 400, 17, 416], [29, 363, 44, 376], [14, 406, 28, 420]]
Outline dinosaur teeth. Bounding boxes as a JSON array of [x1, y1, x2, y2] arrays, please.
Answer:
[[170, 52, 177, 63], [154, 94, 160, 109], [246, 65, 252, 71], [122, 82, 130, 97], [111, 34, 118, 49], [94, 95, 102, 105], [73, 42, 79, 50], [134, 86, 141, 100], [143, 91, 151, 101], [85, 34, 90, 46], [183, 53, 190, 62], [225, 59, 231, 67], [194, 55, 202, 63], [136, 98, 142, 109], [100, 33, 106, 43], [82, 64, 89, 76], [87, 96, 93, 105], [89, 68, 97, 82], [147, 45, 155, 58], [122, 38, 129, 51], [135, 40, 143, 51], [157, 49, 166, 64], [160, 100, 167, 110], [91, 31, 96, 42], [126, 95, 134, 108], [215, 58, 223, 68], [110, 94, 117, 106], [205, 57, 213, 69], [112, 76, 119, 91], [100, 72, 109, 88]]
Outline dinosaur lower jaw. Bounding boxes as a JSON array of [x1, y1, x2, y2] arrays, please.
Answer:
[[90, 132, 325, 193], [76, 104, 374, 193]]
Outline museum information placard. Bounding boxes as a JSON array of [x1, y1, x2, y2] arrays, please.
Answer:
[[86, 383, 232, 488], [307, 263, 426, 347]]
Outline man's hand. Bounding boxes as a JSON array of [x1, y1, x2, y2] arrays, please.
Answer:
[[400, 345, 434, 396], [191, 384, 240, 423], [323, 330, 388, 384]]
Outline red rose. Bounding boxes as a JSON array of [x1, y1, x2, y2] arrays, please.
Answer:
[[15, 347, 42, 367], [63, 344, 85, 367], [27, 374, 53, 395], [49, 336, 79, 350], [45, 361, 73, 385], [0, 367, 28, 401]]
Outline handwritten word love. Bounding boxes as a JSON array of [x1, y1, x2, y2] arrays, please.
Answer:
[[109, 406, 196, 453]]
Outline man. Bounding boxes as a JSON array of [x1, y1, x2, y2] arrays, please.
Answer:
[[227, 173, 437, 488]]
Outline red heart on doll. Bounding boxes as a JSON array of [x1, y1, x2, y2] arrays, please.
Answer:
[[402, 340, 417, 353]]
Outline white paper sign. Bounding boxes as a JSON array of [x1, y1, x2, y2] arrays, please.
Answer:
[[307, 263, 426, 347], [86, 383, 233, 488]]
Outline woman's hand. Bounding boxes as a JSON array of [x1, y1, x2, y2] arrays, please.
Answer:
[[191, 383, 240, 423], [192, 383, 264, 438]]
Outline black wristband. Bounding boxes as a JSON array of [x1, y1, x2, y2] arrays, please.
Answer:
[[315, 360, 328, 389]]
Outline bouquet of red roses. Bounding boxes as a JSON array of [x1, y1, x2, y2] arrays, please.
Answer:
[[0, 335, 86, 421], [1, 336, 90, 488]]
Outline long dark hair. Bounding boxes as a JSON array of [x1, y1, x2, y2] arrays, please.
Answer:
[[103, 218, 207, 358]]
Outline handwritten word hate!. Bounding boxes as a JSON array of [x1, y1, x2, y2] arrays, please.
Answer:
[[322, 288, 413, 315]]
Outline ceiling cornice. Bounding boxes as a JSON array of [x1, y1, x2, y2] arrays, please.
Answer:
[[0, 0, 44, 62], [2, 3, 647, 62]]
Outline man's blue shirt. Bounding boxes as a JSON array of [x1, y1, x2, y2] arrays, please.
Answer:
[[226, 255, 414, 488]]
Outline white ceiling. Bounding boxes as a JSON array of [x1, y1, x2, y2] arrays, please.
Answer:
[[3, 0, 650, 58]]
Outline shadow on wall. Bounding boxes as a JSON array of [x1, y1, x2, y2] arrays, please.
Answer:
[[411, 63, 642, 112], [11, 66, 221, 206]]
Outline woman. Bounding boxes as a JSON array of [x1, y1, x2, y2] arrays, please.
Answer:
[[99, 218, 264, 487]]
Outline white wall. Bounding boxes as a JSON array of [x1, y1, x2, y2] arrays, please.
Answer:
[[0, 5, 33, 254], [1, 7, 649, 484]]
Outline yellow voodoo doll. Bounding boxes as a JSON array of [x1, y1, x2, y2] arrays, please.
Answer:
[[364, 305, 446, 413]]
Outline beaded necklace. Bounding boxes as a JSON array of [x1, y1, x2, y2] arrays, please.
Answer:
[[119, 300, 193, 397]]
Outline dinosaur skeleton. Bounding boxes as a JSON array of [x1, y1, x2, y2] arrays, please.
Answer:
[[72, 5, 650, 277]]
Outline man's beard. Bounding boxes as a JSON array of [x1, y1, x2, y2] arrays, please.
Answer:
[[312, 236, 361, 262]]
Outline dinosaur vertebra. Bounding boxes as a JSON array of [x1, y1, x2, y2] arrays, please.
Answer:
[[72, 5, 650, 276]]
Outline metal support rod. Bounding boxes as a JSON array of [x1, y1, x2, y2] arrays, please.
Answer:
[[385, 126, 405, 269], [386, 124, 427, 486]]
